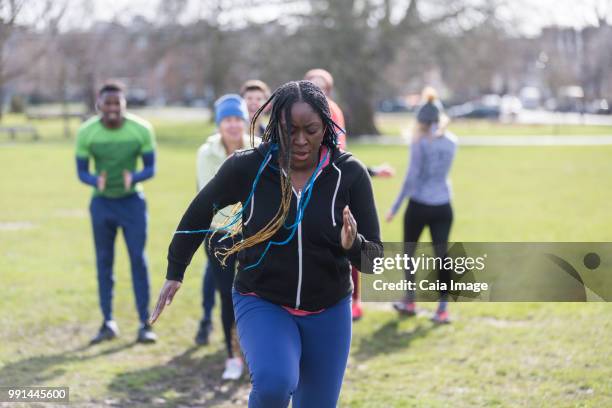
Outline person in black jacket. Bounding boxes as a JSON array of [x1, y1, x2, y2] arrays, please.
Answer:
[[150, 80, 383, 408]]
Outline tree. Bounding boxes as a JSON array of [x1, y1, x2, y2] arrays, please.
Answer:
[[579, 1, 612, 99], [149, 0, 490, 134], [295, 0, 475, 135], [0, 0, 66, 119]]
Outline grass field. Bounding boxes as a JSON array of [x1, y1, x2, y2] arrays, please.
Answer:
[[375, 113, 612, 137], [1, 123, 611, 407], [2, 110, 612, 145]]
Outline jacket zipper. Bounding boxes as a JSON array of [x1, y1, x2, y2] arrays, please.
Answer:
[[291, 156, 328, 309], [295, 189, 303, 309]]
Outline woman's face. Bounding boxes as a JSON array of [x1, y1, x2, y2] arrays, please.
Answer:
[[243, 89, 267, 118], [283, 101, 324, 172], [219, 116, 246, 145]]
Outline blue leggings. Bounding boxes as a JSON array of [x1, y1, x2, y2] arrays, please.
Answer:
[[201, 259, 216, 322], [232, 290, 352, 408]]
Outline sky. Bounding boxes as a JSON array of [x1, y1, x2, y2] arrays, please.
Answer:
[[17, 0, 612, 35], [504, 0, 612, 35]]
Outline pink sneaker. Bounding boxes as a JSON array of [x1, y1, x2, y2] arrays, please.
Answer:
[[392, 301, 416, 317], [352, 302, 363, 321], [431, 310, 450, 324]]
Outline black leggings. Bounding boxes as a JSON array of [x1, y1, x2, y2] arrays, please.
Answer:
[[403, 199, 453, 301], [205, 234, 239, 358]]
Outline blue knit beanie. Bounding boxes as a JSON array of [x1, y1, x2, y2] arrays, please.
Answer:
[[214, 94, 248, 126], [416, 101, 442, 124]]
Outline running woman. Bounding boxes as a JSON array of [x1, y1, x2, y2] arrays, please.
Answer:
[[151, 80, 383, 407], [385, 87, 457, 324], [76, 80, 157, 344], [304, 68, 394, 321], [195, 94, 253, 380], [240, 79, 271, 137]]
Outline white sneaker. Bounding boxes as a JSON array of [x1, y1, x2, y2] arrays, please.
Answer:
[[221, 357, 243, 380]]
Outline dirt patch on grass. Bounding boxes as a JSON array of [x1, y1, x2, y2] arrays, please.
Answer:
[[0, 221, 36, 231], [107, 347, 251, 407], [54, 209, 87, 218], [477, 317, 532, 328]]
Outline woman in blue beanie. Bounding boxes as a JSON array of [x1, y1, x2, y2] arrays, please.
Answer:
[[195, 94, 252, 380], [386, 87, 457, 323]]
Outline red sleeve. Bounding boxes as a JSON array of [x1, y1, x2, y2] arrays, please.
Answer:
[[328, 99, 347, 150]]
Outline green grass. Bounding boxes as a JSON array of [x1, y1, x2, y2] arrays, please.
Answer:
[[2, 111, 612, 144], [376, 113, 612, 137], [0, 112, 216, 145], [1, 136, 611, 406]]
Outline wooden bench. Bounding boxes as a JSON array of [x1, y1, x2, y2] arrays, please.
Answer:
[[25, 112, 88, 139], [26, 112, 87, 121], [0, 125, 39, 140]]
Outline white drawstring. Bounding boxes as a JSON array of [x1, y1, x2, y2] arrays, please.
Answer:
[[331, 163, 342, 227], [244, 193, 255, 226]]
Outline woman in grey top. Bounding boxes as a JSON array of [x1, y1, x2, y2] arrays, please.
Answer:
[[385, 87, 457, 323]]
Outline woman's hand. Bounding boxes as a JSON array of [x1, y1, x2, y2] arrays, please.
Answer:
[[123, 170, 133, 191], [385, 210, 395, 223], [373, 163, 395, 178], [149, 279, 182, 325], [97, 171, 107, 191], [341, 205, 357, 250]]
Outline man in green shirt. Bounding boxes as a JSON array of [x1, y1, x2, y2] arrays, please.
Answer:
[[76, 81, 157, 344]]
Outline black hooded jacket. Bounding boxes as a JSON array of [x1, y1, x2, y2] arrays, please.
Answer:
[[166, 142, 383, 311]]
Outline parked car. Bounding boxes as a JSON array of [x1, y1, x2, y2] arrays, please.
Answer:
[[448, 102, 500, 119], [519, 86, 541, 110], [448, 95, 498, 119], [586, 99, 611, 115], [126, 88, 148, 107], [556, 86, 584, 113], [501, 95, 523, 116], [377, 98, 410, 113]]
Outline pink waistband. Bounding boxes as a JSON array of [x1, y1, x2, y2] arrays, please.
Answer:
[[239, 291, 325, 316]]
